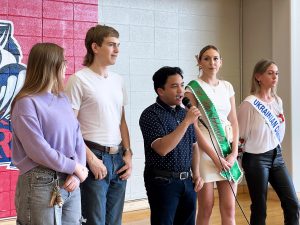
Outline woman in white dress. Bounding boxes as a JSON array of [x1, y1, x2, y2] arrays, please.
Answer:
[[185, 45, 241, 225]]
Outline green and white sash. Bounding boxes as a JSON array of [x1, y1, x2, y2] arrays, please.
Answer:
[[245, 95, 281, 145], [187, 80, 243, 183]]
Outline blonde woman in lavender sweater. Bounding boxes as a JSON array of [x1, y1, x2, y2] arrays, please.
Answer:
[[11, 43, 88, 225]]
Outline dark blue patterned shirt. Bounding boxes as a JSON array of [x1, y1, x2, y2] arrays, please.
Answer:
[[139, 97, 196, 172]]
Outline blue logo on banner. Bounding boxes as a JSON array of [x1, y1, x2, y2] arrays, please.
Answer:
[[0, 20, 26, 169]]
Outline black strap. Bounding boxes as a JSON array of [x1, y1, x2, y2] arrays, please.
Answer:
[[84, 140, 109, 152], [151, 169, 191, 180]]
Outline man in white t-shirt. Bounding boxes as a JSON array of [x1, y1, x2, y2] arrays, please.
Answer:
[[65, 25, 132, 225]]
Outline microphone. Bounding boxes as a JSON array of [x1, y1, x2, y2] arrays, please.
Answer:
[[182, 97, 208, 129]]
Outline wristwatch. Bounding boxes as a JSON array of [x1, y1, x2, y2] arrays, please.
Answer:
[[123, 147, 133, 156]]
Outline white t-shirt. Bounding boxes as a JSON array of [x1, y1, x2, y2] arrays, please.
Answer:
[[186, 79, 234, 129], [65, 67, 128, 147], [237, 95, 285, 154]]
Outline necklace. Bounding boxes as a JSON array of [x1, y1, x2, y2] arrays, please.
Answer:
[[89, 67, 108, 78], [209, 84, 218, 93], [200, 78, 219, 93], [96, 72, 108, 78]]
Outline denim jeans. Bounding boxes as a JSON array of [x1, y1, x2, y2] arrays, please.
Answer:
[[242, 145, 300, 225], [81, 149, 126, 225], [144, 171, 196, 225], [15, 166, 82, 225]]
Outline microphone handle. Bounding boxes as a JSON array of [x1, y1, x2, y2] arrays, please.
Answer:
[[198, 117, 208, 129]]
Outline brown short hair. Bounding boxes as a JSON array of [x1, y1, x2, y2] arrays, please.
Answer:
[[83, 24, 119, 66]]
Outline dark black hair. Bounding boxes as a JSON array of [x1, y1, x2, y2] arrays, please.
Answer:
[[152, 66, 183, 94]]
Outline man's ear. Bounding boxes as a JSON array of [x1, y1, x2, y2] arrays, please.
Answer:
[[91, 42, 98, 53], [157, 87, 164, 96]]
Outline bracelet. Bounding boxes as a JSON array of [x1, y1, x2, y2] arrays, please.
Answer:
[[123, 147, 133, 156]]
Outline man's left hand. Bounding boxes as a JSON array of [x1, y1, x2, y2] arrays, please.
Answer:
[[193, 175, 204, 192], [116, 152, 132, 180]]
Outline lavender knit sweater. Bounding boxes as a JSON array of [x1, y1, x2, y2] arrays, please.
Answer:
[[11, 92, 86, 175]]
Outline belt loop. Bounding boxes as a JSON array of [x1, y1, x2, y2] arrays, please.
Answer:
[[104, 146, 110, 152]]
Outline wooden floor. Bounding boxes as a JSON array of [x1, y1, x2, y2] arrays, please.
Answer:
[[122, 193, 284, 225], [0, 193, 285, 225]]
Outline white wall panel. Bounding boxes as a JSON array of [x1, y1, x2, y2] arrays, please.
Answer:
[[99, 0, 241, 200]]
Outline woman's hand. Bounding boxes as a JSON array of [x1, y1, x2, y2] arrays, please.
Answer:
[[213, 157, 232, 173], [63, 175, 80, 192], [74, 163, 89, 182], [226, 153, 237, 166]]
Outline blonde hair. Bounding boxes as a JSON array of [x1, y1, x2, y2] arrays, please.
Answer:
[[11, 42, 65, 111], [250, 59, 278, 97]]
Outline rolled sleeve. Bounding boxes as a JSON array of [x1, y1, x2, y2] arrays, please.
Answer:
[[139, 110, 166, 148]]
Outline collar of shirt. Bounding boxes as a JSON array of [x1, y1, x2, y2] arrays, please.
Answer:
[[156, 97, 182, 113]]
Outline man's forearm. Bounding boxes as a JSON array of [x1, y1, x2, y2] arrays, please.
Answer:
[[120, 107, 131, 156], [191, 143, 200, 176], [151, 120, 190, 156]]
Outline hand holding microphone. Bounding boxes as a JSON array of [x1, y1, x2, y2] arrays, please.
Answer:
[[183, 102, 201, 125], [182, 97, 208, 129]]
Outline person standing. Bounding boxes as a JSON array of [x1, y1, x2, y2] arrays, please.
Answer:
[[185, 45, 243, 225], [139, 66, 204, 225], [11, 43, 88, 225], [238, 59, 299, 225], [65, 25, 132, 225]]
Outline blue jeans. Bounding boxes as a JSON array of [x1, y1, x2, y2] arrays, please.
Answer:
[[242, 145, 299, 225], [144, 171, 197, 225], [15, 166, 82, 225], [81, 149, 126, 225]]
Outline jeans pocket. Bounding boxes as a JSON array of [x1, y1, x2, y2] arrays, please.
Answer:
[[31, 172, 55, 187], [153, 176, 171, 186], [114, 153, 126, 171]]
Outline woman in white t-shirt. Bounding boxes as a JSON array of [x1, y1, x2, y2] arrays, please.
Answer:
[[185, 45, 240, 225], [238, 59, 299, 225]]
